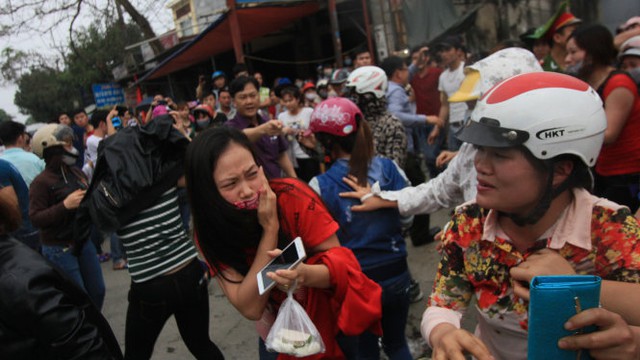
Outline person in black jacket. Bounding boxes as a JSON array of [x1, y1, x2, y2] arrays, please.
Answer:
[[0, 184, 123, 359]]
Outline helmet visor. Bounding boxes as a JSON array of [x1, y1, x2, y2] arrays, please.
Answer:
[[456, 117, 530, 148], [449, 70, 481, 103]]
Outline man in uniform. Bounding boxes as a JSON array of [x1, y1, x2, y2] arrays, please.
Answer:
[[525, 1, 581, 72]]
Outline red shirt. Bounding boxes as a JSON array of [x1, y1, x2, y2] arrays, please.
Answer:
[[596, 73, 640, 176], [411, 66, 444, 116]]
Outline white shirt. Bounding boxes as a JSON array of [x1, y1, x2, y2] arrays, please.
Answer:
[[85, 134, 103, 164], [379, 143, 477, 215], [438, 62, 468, 124], [83, 134, 105, 181], [278, 107, 314, 159]]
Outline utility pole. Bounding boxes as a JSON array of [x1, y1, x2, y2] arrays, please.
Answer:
[[361, 0, 375, 61], [328, 0, 344, 68], [227, 0, 245, 63]]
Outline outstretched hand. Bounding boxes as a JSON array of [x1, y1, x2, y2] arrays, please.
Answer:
[[339, 174, 398, 212], [431, 326, 495, 360]]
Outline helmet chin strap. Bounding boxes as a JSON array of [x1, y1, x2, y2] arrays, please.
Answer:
[[499, 162, 572, 227]]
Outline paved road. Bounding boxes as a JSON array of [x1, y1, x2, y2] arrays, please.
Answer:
[[100, 207, 456, 359]]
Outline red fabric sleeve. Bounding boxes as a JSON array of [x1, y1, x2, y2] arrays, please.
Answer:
[[278, 247, 382, 360], [271, 178, 339, 249], [603, 73, 638, 100]]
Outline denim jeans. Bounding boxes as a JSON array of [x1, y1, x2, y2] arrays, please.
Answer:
[[447, 124, 464, 151], [41, 240, 106, 310], [91, 225, 125, 263], [109, 232, 125, 262], [358, 271, 412, 360], [124, 259, 224, 360]]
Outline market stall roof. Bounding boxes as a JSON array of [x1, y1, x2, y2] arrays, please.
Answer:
[[139, 2, 320, 82]]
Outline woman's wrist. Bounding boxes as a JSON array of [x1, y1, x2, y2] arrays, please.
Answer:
[[429, 323, 458, 349], [262, 222, 279, 237]]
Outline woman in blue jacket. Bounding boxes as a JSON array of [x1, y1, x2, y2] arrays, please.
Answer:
[[307, 98, 412, 360]]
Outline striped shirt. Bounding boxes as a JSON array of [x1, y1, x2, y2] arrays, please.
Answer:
[[117, 187, 197, 283]]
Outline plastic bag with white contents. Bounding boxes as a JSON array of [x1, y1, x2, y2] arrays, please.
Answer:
[[265, 284, 325, 357]]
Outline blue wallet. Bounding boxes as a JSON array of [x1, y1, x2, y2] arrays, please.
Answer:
[[527, 275, 601, 360]]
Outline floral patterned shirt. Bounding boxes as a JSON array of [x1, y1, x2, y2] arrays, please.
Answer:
[[422, 189, 640, 360]]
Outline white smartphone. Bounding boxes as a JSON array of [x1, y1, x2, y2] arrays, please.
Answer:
[[257, 237, 306, 295]]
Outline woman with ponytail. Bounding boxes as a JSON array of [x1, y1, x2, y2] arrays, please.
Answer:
[[307, 98, 413, 360]]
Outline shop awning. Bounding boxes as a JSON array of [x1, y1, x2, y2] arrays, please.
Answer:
[[139, 2, 320, 81]]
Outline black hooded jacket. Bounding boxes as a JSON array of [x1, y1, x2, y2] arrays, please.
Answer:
[[75, 115, 189, 242]]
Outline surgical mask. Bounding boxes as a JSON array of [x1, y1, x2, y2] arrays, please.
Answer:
[[318, 89, 328, 99], [628, 67, 640, 84], [564, 60, 583, 76], [66, 146, 79, 156], [196, 118, 211, 129], [305, 92, 317, 101], [62, 155, 77, 166]]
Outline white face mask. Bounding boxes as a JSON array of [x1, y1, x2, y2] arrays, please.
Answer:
[[628, 67, 640, 84], [565, 60, 583, 76], [305, 92, 317, 101], [62, 155, 77, 166], [66, 146, 79, 156]]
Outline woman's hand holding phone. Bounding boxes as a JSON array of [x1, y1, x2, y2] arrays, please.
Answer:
[[266, 248, 305, 292]]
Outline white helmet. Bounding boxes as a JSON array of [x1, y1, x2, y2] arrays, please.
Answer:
[[457, 72, 606, 166], [345, 66, 388, 99], [449, 48, 543, 103], [31, 124, 74, 158]]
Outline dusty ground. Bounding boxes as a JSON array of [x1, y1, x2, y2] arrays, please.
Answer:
[[100, 206, 472, 359]]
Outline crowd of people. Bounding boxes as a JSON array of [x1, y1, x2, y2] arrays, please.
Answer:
[[1, 4, 640, 360]]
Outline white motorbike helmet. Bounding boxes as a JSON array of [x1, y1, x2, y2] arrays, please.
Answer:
[[345, 66, 388, 99], [31, 124, 75, 159], [457, 71, 606, 167]]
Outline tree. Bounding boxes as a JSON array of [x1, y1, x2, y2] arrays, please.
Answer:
[[0, 48, 46, 84], [0, 0, 163, 57], [13, 21, 145, 122], [14, 67, 78, 123], [0, 109, 13, 122]]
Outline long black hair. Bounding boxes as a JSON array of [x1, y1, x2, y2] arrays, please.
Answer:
[[569, 24, 617, 81], [185, 126, 265, 277], [315, 114, 374, 187]]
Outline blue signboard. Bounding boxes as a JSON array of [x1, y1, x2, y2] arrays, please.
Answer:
[[92, 83, 126, 108]]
